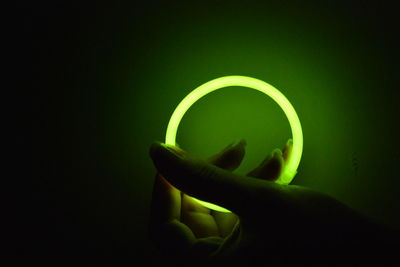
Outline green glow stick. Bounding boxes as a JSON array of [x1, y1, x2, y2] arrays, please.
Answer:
[[165, 75, 303, 212]]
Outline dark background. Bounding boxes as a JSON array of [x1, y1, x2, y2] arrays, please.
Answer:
[[27, 1, 399, 265]]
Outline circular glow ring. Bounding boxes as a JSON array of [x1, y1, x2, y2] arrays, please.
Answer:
[[165, 75, 303, 212]]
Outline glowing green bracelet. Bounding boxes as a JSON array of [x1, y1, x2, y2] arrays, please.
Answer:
[[165, 75, 303, 212]]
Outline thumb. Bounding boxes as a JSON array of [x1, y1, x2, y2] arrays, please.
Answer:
[[149, 142, 255, 214]]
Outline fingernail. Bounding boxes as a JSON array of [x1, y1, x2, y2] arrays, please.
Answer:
[[272, 148, 283, 158], [286, 139, 293, 146]]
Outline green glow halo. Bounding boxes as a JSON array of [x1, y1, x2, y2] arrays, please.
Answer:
[[165, 75, 303, 212]]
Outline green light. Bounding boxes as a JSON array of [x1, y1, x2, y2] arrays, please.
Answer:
[[165, 75, 303, 212]]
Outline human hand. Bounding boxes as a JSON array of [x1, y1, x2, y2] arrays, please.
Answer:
[[149, 140, 248, 260], [149, 140, 398, 265]]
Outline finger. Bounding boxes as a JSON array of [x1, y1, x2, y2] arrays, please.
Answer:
[[182, 192, 211, 214], [246, 149, 284, 181], [206, 141, 243, 236], [149, 142, 268, 215], [150, 173, 181, 222], [282, 139, 293, 162], [181, 194, 219, 238], [207, 139, 246, 171], [149, 173, 196, 252], [211, 211, 238, 237], [178, 140, 244, 238], [181, 139, 246, 214]]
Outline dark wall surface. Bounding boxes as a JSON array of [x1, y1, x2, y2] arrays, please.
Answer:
[[28, 1, 399, 265]]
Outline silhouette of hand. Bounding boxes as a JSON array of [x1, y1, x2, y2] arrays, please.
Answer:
[[149, 140, 398, 265]]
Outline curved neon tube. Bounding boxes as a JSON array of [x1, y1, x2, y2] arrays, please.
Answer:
[[165, 75, 303, 212]]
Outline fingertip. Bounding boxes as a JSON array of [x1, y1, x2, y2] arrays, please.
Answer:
[[149, 142, 190, 184], [283, 139, 293, 162], [231, 138, 247, 156], [271, 148, 284, 166], [150, 142, 186, 161], [231, 138, 247, 155], [236, 138, 247, 148], [287, 138, 293, 146], [246, 148, 283, 181], [272, 148, 283, 158], [226, 138, 247, 150], [207, 139, 246, 171], [271, 148, 284, 171], [149, 141, 163, 159]]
